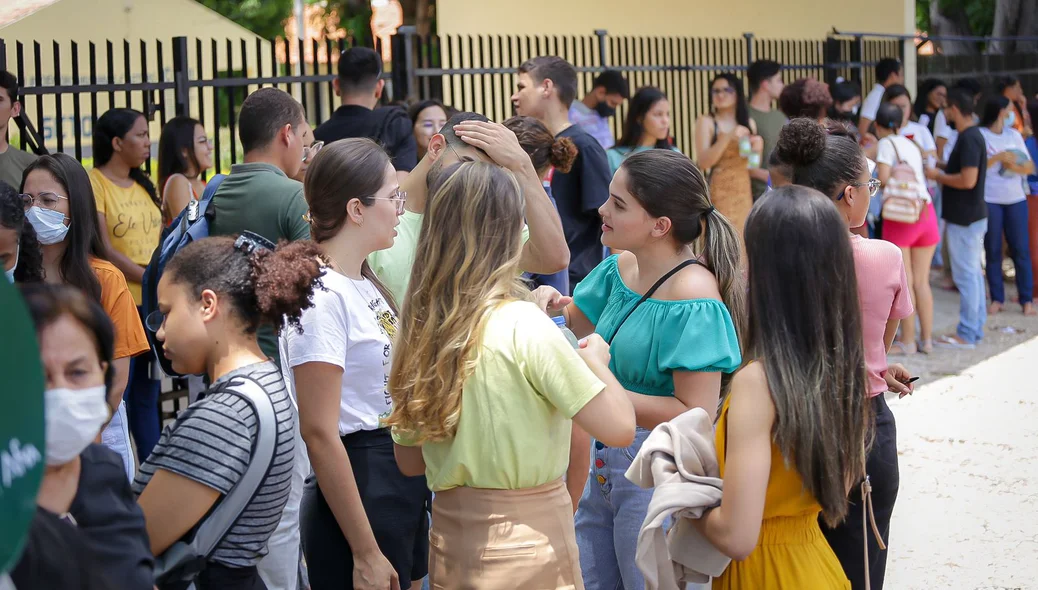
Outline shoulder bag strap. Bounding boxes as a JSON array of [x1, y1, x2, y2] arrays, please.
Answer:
[[606, 259, 701, 344], [189, 375, 278, 559], [860, 441, 887, 590]]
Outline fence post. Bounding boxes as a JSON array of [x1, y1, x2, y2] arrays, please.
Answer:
[[743, 33, 755, 66], [391, 26, 418, 102], [851, 35, 864, 86], [172, 37, 190, 117], [595, 29, 609, 67], [0, 39, 6, 74], [823, 34, 841, 89]]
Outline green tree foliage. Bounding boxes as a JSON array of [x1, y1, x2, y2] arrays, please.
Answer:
[[916, 0, 995, 36], [198, 0, 296, 40]]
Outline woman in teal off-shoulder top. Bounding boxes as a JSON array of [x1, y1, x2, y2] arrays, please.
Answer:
[[536, 149, 747, 590]]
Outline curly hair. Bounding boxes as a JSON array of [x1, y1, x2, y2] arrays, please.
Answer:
[[779, 78, 833, 121], [164, 236, 325, 334], [0, 181, 45, 282]]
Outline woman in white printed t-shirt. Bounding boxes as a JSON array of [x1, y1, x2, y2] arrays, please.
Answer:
[[279, 138, 429, 590], [978, 94, 1037, 317], [874, 101, 939, 355]]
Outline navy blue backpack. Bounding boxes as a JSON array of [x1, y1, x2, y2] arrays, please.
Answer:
[[141, 175, 226, 377]]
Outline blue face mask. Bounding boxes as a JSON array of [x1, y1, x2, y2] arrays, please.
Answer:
[[4, 247, 17, 283], [25, 206, 70, 246], [1006, 110, 1016, 128]]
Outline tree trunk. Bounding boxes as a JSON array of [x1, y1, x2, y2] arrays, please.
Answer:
[[990, 0, 1038, 53], [929, 0, 978, 55]]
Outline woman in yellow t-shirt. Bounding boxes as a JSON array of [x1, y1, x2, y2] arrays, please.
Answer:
[[387, 161, 636, 590], [91, 108, 163, 464]]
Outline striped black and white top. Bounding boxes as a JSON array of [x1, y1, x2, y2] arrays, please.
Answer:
[[132, 361, 295, 567]]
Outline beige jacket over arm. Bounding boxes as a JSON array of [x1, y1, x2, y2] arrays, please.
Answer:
[[625, 407, 730, 589]]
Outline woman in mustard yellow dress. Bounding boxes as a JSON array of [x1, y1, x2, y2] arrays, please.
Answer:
[[694, 185, 869, 589]]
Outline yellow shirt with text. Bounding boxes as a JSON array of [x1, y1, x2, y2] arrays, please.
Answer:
[[90, 168, 162, 304]]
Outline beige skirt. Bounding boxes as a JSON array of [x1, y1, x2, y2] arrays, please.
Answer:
[[428, 478, 584, 590]]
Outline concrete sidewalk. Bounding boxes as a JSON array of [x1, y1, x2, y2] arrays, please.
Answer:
[[885, 319, 1038, 589]]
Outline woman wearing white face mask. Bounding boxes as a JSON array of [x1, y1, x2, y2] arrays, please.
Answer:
[[20, 282, 155, 590], [19, 154, 149, 481]]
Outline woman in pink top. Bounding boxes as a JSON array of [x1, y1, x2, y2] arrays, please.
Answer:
[[773, 118, 915, 590]]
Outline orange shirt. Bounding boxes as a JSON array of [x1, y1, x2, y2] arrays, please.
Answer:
[[89, 257, 149, 360]]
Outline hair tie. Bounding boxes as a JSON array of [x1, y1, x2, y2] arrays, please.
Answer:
[[705, 206, 715, 216], [234, 231, 275, 255]]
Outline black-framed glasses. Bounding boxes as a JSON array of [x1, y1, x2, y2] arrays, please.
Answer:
[[19, 192, 68, 212], [843, 178, 881, 199], [302, 141, 325, 164]]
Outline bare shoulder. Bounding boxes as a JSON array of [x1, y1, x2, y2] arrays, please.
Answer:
[[662, 259, 722, 302], [727, 362, 775, 429], [696, 114, 715, 130]]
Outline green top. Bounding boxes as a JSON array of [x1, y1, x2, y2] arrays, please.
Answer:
[[606, 145, 682, 175], [748, 106, 787, 197], [392, 301, 604, 491], [0, 145, 37, 190], [208, 162, 310, 363], [573, 255, 741, 396], [368, 210, 531, 304]]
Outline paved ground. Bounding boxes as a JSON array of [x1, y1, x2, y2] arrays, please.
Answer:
[[885, 272, 1038, 590]]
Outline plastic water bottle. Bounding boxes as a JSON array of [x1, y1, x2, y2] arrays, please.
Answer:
[[552, 315, 579, 349]]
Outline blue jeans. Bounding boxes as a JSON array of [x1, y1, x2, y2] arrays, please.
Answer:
[[124, 319, 162, 462], [575, 428, 653, 590], [932, 186, 945, 267], [984, 201, 1034, 305], [946, 219, 989, 344]]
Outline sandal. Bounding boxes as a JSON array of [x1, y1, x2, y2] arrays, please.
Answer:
[[918, 339, 933, 354], [888, 340, 917, 356], [1024, 302, 1036, 317], [935, 334, 976, 350], [988, 301, 1004, 315]]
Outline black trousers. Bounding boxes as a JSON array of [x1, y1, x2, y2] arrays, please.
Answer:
[[162, 564, 266, 590], [822, 394, 899, 590], [301, 428, 430, 590]]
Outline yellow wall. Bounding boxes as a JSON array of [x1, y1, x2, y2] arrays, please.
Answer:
[[437, 0, 912, 38]]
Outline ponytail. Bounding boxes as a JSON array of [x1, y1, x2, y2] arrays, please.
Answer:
[[701, 209, 747, 342], [15, 220, 45, 283], [129, 168, 160, 209], [165, 236, 325, 335]]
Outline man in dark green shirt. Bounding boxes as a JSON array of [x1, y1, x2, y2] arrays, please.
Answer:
[[746, 60, 787, 200], [208, 87, 313, 363]]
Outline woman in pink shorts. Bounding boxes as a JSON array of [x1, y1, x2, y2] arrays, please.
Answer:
[[875, 101, 940, 354]]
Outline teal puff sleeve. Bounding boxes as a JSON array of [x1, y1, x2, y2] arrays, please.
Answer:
[[656, 299, 742, 374], [573, 255, 619, 326]]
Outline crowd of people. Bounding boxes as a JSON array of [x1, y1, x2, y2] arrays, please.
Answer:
[[1, 44, 1036, 590]]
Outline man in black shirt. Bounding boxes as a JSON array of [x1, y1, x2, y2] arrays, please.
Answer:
[[929, 88, 989, 348], [314, 47, 417, 179], [512, 56, 612, 292]]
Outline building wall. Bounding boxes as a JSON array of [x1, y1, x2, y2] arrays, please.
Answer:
[[436, 0, 913, 38], [1, 0, 269, 154]]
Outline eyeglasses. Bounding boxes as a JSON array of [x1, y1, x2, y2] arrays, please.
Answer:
[[302, 141, 325, 164], [373, 189, 407, 215], [711, 87, 737, 96], [844, 178, 881, 199], [19, 192, 68, 212], [144, 310, 165, 333], [195, 136, 214, 149]]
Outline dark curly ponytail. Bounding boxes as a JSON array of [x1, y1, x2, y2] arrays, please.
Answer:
[[164, 236, 325, 334], [0, 181, 44, 282]]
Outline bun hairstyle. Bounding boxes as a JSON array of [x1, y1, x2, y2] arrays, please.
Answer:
[[164, 236, 324, 334], [503, 116, 577, 175], [775, 118, 865, 201], [619, 149, 747, 341], [0, 181, 44, 282]]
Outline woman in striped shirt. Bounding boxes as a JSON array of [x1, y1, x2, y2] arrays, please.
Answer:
[[134, 234, 324, 590]]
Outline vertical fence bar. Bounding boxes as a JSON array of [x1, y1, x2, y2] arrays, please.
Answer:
[[88, 43, 98, 141], [211, 39, 221, 172], [156, 40, 168, 124], [123, 40, 132, 108], [33, 42, 44, 151], [71, 41, 83, 160], [226, 39, 238, 165], [52, 42, 64, 155]]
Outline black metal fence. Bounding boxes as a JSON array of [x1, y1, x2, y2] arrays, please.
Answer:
[[0, 28, 906, 167], [391, 29, 900, 153]]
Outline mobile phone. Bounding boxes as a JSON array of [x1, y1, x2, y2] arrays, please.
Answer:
[[906, 377, 920, 384]]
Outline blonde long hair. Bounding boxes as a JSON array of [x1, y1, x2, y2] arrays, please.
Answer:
[[386, 162, 530, 443]]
